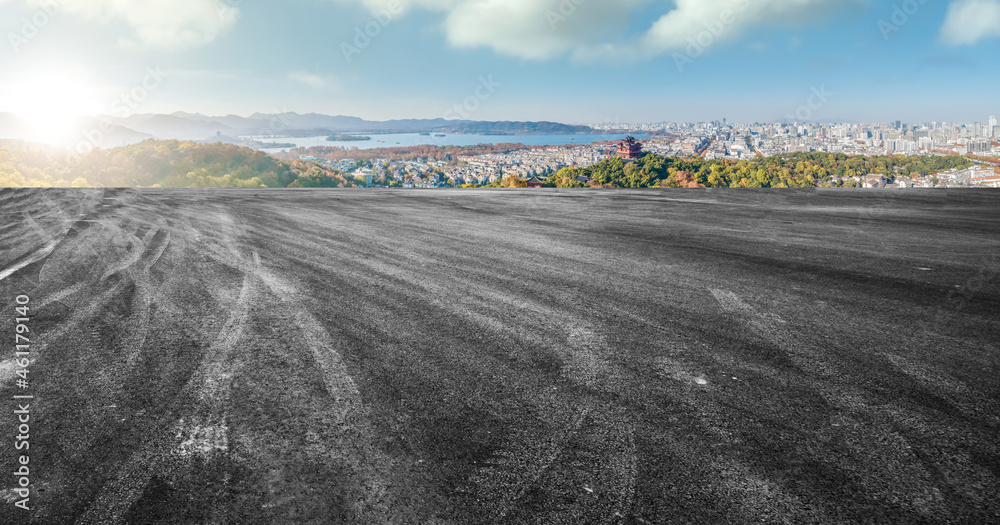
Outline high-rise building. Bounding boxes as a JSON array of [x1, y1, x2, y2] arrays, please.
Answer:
[[990, 116, 998, 138], [969, 140, 992, 153]]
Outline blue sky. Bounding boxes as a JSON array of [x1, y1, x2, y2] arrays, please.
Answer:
[[0, 0, 998, 125]]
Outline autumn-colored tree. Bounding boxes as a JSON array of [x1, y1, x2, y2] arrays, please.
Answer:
[[500, 175, 528, 188], [673, 170, 704, 188]]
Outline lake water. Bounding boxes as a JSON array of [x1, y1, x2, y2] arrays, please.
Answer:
[[252, 133, 652, 151]]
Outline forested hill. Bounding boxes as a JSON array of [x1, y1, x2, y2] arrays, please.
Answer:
[[542, 151, 976, 188], [0, 139, 353, 188]]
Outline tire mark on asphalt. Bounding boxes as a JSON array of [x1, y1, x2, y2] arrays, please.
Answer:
[[709, 457, 831, 524], [563, 324, 616, 389], [21, 210, 48, 244], [100, 225, 162, 281], [0, 275, 133, 385], [710, 288, 786, 332], [91, 224, 170, 370], [0, 240, 57, 282], [562, 412, 639, 525], [879, 406, 999, 513], [80, 215, 415, 522], [248, 202, 869, 523], [36, 217, 118, 285], [356, 254, 623, 392], [3, 214, 175, 388], [253, 234, 650, 521], [290, 308, 426, 521], [75, 444, 172, 525], [255, 220, 645, 521], [292, 310, 362, 415], [475, 407, 591, 524], [612, 424, 639, 525], [708, 288, 966, 519], [0, 359, 19, 387], [79, 248, 258, 525], [473, 408, 640, 525], [176, 250, 256, 447], [35, 281, 87, 309], [881, 352, 996, 424], [244, 249, 428, 521], [709, 287, 836, 378], [810, 401, 953, 520], [117, 225, 171, 363], [272, 245, 643, 521], [144, 229, 171, 270]]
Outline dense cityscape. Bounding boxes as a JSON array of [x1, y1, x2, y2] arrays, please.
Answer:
[[293, 118, 1000, 189]]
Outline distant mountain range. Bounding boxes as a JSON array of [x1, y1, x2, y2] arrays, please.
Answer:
[[0, 111, 594, 149]]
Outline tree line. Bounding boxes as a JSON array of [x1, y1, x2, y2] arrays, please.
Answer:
[[537, 151, 974, 189]]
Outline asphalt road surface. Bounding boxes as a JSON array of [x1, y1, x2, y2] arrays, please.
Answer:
[[1, 188, 998, 524]]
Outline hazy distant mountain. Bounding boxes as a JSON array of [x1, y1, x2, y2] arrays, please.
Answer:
[[106, 114, 238, 140], [225, 112, 593, 135], [170, 111, 212, 121], [445, 121, 593, 134], [71, 117, 156, 148], [175, 112, 279, 132], [249, 113, 370, 131], [0, 111, 597, 148]]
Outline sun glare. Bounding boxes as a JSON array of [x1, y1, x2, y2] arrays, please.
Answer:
[[5, 68, 101, 145]]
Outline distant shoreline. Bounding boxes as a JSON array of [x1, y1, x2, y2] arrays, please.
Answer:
[[257, 132, 653, 152], [327, 135, 372, 142]]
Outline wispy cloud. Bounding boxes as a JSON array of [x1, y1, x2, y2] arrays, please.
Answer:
[[288, 70, 337, 89], [940, 0, 1000, 45], [29, 0, 240, 49]]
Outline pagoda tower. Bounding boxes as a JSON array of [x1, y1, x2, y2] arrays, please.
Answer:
[[616, 135, 643, 159]]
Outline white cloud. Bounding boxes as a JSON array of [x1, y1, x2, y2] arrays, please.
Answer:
[[940, 0, 1000, 45], [288, 70, 337, 89], [442, 0, 645, 61], [336, 0, 859, 61], [575, 0, 861, 62], [29, 0, 239, 49]]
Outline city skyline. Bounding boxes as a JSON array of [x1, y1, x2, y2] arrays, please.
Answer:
[[0, 0, 999, 131]]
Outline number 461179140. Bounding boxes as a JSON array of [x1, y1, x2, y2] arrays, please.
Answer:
[[15, 295, 30, 379]]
